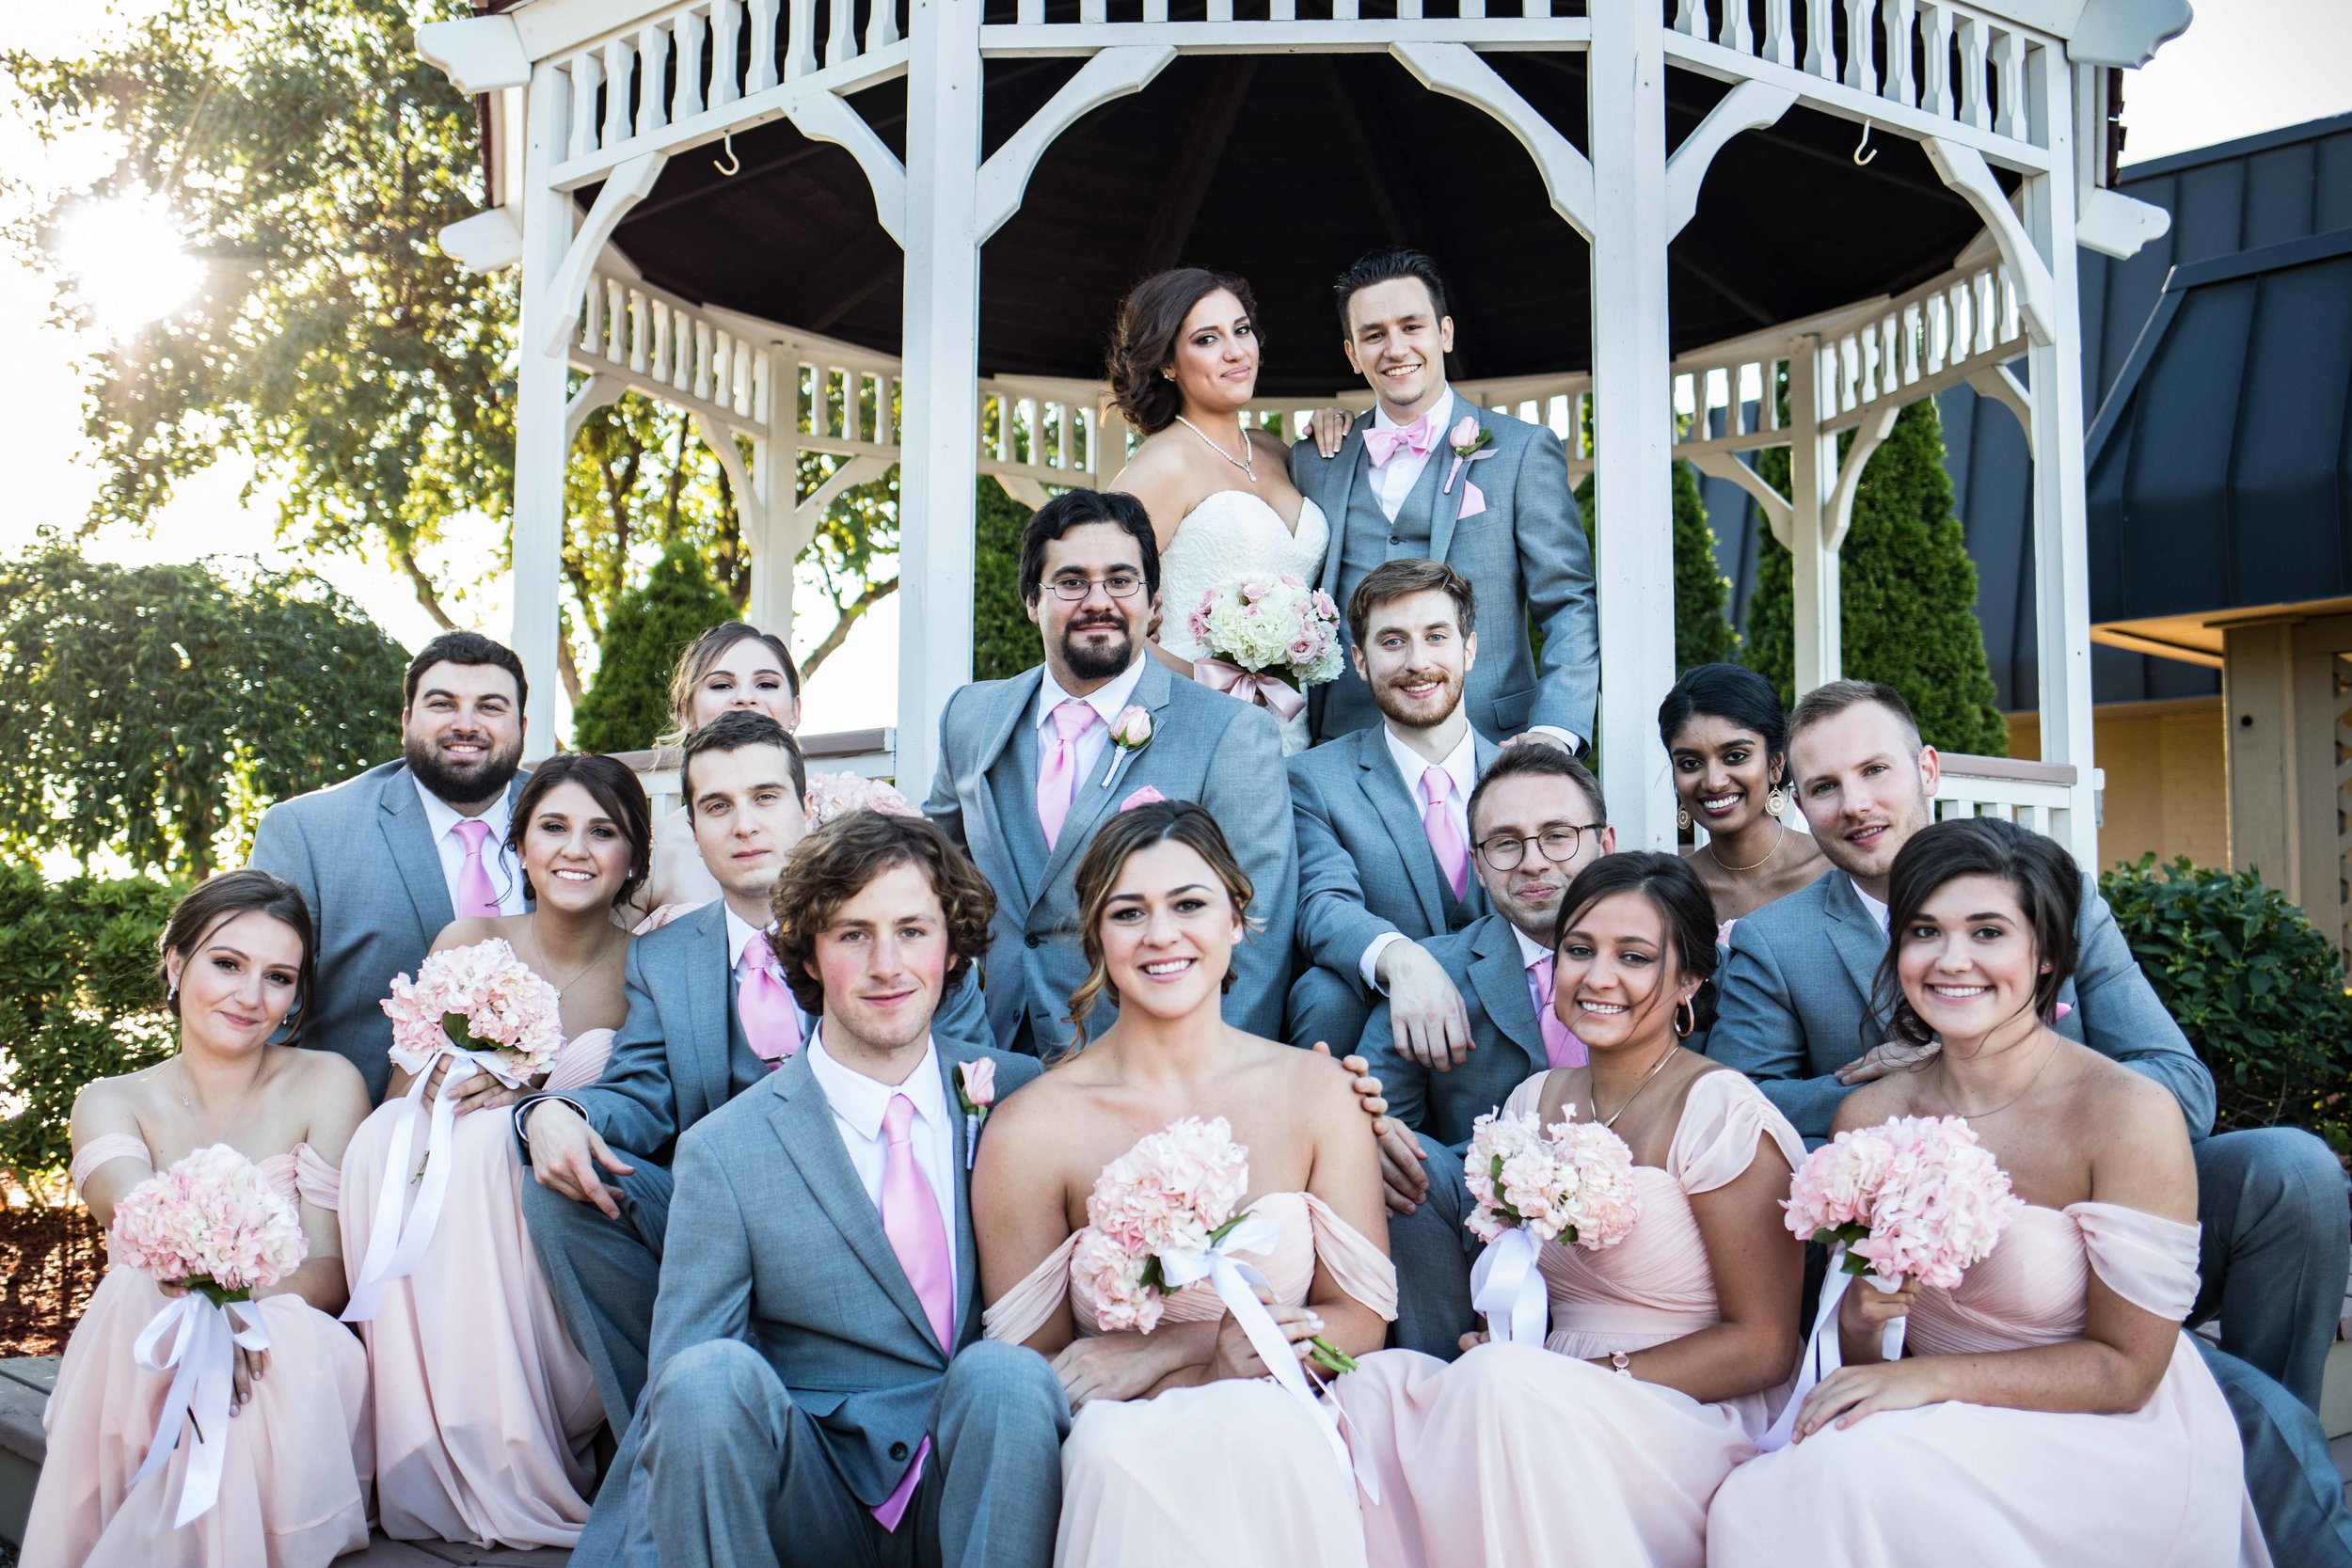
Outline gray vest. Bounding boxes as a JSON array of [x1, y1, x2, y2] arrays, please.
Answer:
[[1340, 449, 1448, 594], [723, 974, 769, 1099]]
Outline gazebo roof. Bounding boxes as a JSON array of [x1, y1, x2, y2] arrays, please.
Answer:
[[597, 50, 2001, 393]]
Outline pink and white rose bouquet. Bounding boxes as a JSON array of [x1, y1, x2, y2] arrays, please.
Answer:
[[805, 770, 916, 828], [1463, 1107, 1640, 1346], [1186, 573, 1344, 724], [110, 1144, 308, 1306], [1782, 1114, 2024, 1289], [382, 937, 564, 1085], [1073, 1116, 1355, 1373]]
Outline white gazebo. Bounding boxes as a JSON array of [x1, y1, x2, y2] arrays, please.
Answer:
[[418, 0, 2190, 863]]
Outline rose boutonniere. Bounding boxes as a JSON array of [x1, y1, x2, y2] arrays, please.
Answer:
[[956, 1058, 997, 1169], [1442, 414, 1498, 519], [1101, 705, 1152, 790]]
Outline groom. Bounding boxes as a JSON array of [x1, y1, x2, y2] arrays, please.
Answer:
[[1295, 246, 1598, 750]]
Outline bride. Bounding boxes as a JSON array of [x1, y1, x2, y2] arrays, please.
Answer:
[[1110, 267, 1345, 753]]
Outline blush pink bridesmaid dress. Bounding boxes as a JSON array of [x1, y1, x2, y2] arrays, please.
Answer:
[[986, 1187, 1397, 1568], [1706, 1194, 2269, 1568], [337, 1026, 615, 1549], [1329, 1069, 1804, 1568], [24, 1135, 372, 1568]]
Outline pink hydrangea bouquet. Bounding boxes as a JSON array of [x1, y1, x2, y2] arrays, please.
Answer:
[[110, 1144, 308, 1306], [1464, 1108, 1640, 1346], [1073, 1116, 1355, 1373], [1186, 573, 1344, 726], [805, 770, 915, 828], [381, 937, 564, 1085], [1782, 1114, 2024, 1288]]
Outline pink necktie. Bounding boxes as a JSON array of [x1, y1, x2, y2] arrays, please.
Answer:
[[872, 1092, 954, 1530], [1528, 956, 1587, 1069], [1036, 700, 1100, 851], [1364, 412, 1438, 467], [452, 817, 501, 918], [735, 933, 803, 1065], [1422, 767, 1469, 901]]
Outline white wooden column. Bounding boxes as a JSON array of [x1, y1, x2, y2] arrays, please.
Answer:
[[1786, 338, 1841, 696], [748, 344, 798, 641], [1586, 4, 1677, 849], [894, 0, 983, 792], [510, 61, 575, 761], [2025, 52, 2098, 867]]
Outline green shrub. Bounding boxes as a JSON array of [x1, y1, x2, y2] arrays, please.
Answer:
[[1743, 400, 2009, 755], [2100, 855, 2352, 1160], [573, 537, 737, 752], [0, 863, 183, 1200], [975, 479, 1041, 684], [1574, 461, 1740, 673]]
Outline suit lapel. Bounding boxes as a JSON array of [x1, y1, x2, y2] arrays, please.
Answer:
[[685, 902, 737, 1110], [377, 768, 455, 939], [975, 673, 1046, 911], [1467, 919, 1547, 1075], [1316, 427, 1369, 598], [764, 1055, 946, 1359], [1822, 875, 1893, 1024], [1423, 396, 1491, 568], [1036, 659, 1165, 893], [1355, 727, 1452, 932]]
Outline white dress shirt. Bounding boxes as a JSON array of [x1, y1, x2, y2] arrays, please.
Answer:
[[1361, 723, 1479, 988], [1034, 656, 1151, 795], [1852, 879, 1891, 935], [414, 777, 525, 915], [805, 1033, 960, 1303], [1368, 386, 1456, 522]]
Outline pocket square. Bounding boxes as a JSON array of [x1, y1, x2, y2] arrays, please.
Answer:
[[1456, 479, 1487, 520]]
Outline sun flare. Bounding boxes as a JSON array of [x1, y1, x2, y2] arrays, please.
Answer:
[[51, 188, 204, 338]]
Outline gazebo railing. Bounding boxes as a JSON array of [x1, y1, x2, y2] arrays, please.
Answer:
[[616, 726, 901, 821], [580, 266, 770, 435], [1932, 752, 2096, 843]]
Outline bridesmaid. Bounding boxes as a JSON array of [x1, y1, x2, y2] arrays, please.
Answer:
[[1332, 852, 1804, 1568], [339, 752, 648, 1549], [26, 870, 373, 1568], [1707, 817, 2262, 1567], [635, 622, 801, 918], [1659, 664, 1825, 937], [976, 800, 1394, 1568]]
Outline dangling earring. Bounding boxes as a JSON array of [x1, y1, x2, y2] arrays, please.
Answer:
[[167, 983, 179, 1006], [1766, 782, 1789, 816], [1674, 998, 1696, 1038], [1677, 806, 1692, 832]]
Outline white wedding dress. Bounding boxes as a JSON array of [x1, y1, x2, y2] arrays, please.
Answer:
[[1157, 490, 1332, 754]]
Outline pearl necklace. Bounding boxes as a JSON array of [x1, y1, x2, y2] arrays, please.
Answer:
[[1172, 414, 1257, 483]]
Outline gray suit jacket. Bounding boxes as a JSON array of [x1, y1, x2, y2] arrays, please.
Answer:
[[926, 657, 1297, 1053], [1289, 722, 1496, 985], [1357, 913, 1549, 1153], [635, 1037, 1041, 1515], [248, 759, 530, 1101], [569, 897, 990, 1163], [1706, 868, 2217, 1143], [1293, 398, 1598, 744]]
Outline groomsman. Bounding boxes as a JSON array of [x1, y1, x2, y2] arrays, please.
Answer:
[[1294, 247, 1598, 749], [926, 487, 1297, 1053], [1708, 679, 2352, 1566], [575, 812, 1066, 1568], [1288, 559, 1496, 1057], [1357, 745, 1613, 1356], [249, 630, 530, 1101]]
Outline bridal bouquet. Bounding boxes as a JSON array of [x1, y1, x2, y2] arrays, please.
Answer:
[[1463, 1108, 1641, 1345], [348, 939, 564, 1322], [1186, 572, 1344, 725], [113, 1146, 306, 1525], [1071, 1116, 1366, 1495], [805, 769, 915, 828], [1781, 1114, 2023, 1291]]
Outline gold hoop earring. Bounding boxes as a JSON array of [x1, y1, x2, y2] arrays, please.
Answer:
[[1677, 806, 1692, 832], [1675, 998, 1696, 1037], [1766, 784, 1789, 816]]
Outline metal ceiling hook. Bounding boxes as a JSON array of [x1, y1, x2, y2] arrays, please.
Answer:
[[1852, 118, 1879, 166], [713, 132, 741, 177]]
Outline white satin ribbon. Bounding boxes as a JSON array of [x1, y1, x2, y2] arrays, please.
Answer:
[[129, 1291, 268, 1526], [342, 1044, 520, 1323], [1470, 1227, 1549, 1348], [1158, 1210, 1375, 1501], [1756, 1246, 1906, 1452]]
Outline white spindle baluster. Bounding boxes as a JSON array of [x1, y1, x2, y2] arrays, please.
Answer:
[[1724, 0, 1752, 53], [753, 352, 771, 428], [675, 8, 707, 119], [712, 0, 743, 103], [626, 291, 647, 374], [866, 0, 900, 50], [843, 370, 864, 441], [1674, 0, 1706, 39], [602, 37, 634, 150], [571, 53, 602, 158], [1458, 0, 1486, 17], [1842, 0, 1874, 91], [827, 0, 855, 68], [1016, 0, 1042, 24], [1885, 0, 1915, 105], [748, 0, 780, 92], [1080, 0, 1105, 23], [1994, 30, 2026, 139], [581, 277, 604, 355], [693, 322, 715, 403], [1395, 1, 1422, 19], [1956, 13, 1987, 129], [1333, 0, 1359, 20], [637, 24, 670, 135], [1762, 0, 1793, 67], [787, 0, 817, 78], [1143, 0, 1169, 20], [1803, 0, 1832, 78], [1919, 2, 1951, 117]]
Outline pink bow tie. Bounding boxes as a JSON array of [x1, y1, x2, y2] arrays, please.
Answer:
[[1364, 415, 1438, 467]]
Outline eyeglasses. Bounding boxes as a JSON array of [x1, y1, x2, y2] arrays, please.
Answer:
[[1474, 825, 1605, 870], [1041, 573, 1146, 602]]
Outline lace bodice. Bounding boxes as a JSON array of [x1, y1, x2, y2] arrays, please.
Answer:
[[1156, 492, 1332, 662]]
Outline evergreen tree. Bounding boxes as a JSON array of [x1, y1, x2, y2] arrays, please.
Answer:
[[573, 538, 736, 753], [1574, 462, 1740, 673], [974, 480, 1041, 683], [1742, 398, 2008, 755]]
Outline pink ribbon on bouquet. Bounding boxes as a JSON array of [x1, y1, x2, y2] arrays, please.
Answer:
[[1193, 658, 1308, 721]]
